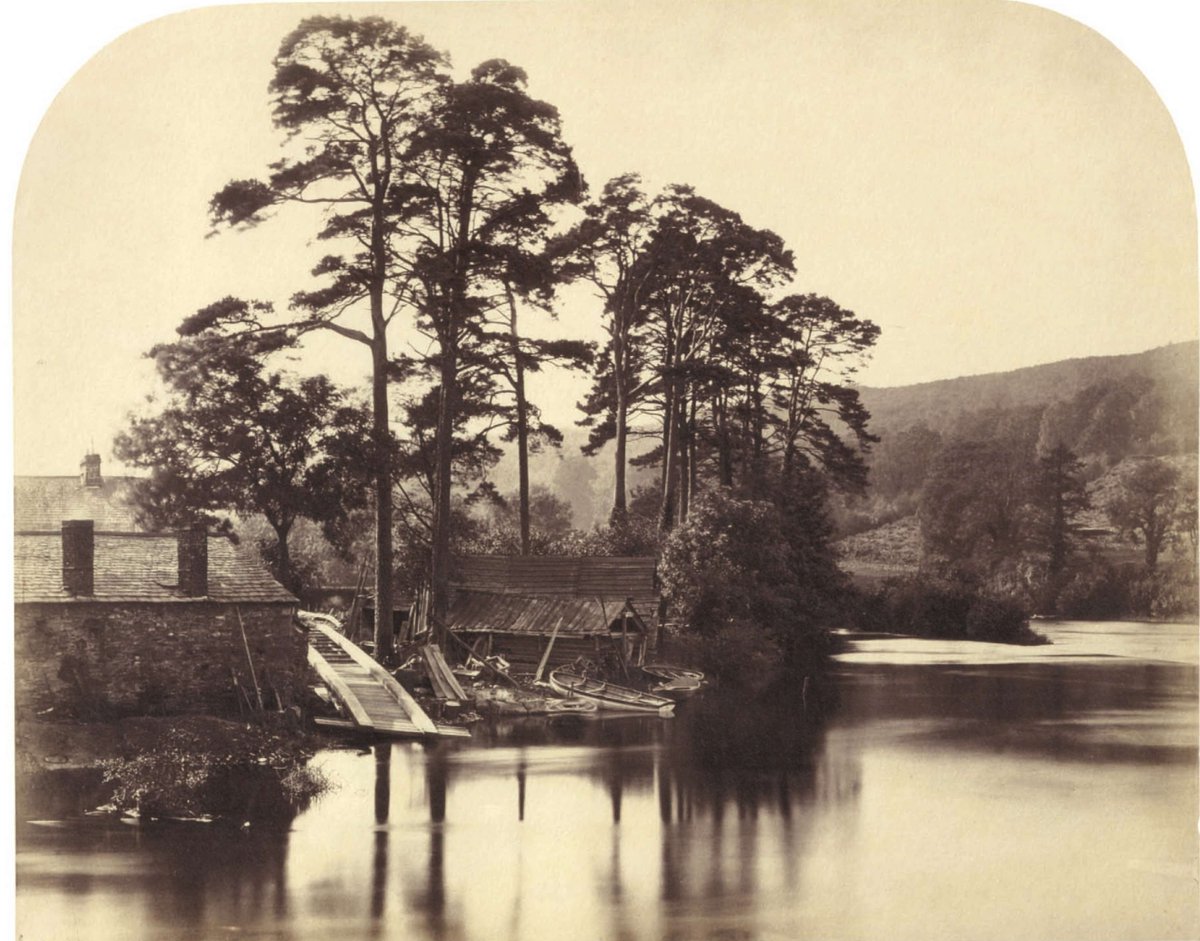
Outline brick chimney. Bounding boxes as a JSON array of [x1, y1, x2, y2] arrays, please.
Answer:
[[80, 453, 102, 488], [177, 524, 208, 597], [62, 520, 95, 596]]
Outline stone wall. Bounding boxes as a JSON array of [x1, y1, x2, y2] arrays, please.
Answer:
[[14, 601, 304, 718]]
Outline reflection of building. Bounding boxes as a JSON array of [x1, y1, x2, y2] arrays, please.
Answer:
[[444, 555, 659, 670], [13, 454, 302, 717]]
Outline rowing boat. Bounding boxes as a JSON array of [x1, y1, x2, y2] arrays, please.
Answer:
[[548, 667, 675, 716], [640, 664, 706, 699]]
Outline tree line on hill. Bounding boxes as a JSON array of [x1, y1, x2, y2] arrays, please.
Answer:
[[839, 364, 1199, 626], [115, 14, 879, 672]]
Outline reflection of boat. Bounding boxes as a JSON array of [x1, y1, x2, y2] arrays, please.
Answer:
[[548, 667, 675, 716], [640, 664, 706, 699]]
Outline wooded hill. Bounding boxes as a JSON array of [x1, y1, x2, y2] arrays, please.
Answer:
[[836, 340, 1199, 586], [858, 341, 1197, 462], [482, 341, 1199, 536]]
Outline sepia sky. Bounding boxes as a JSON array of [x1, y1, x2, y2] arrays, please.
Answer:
[[8, 0, 1198, 476]]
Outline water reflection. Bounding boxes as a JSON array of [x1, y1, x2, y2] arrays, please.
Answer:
[[370, 743, 389, 923], [15, 621, 1199, 941], [834, 660, 1198, 764]]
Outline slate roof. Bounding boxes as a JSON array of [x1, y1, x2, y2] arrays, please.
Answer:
[[446, 591, 646, 637], [13, 532, 297, 605], [14, 475, 144, 531]]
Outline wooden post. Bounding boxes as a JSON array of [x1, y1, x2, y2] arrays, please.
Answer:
[[599, 596, 629, 679], [534, 616, 564, 684], [236, 606, 265, 712], [621, 605, 629, 664]]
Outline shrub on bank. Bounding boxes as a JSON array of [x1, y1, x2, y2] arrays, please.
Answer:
[[848, 576, 1045, 645], [663, 624, 781, 688], [100, 716, 328, 821], [1055, 562, 1198, 620], [660, 487, 844, 670]]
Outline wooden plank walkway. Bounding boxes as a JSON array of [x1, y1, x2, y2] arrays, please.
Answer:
[[302, 613, 469, 740]]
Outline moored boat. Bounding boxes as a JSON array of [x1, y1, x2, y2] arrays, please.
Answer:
[[640, 664, 706, 699], [548, 667, 675, 716]]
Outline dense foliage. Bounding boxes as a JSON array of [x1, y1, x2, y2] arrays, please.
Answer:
[[838, 355, 1198, 620], [100, 717, 327, 821], [848, 576, 1046, 645], [659, 481, 844, 675], [114, 313, 372, 592]]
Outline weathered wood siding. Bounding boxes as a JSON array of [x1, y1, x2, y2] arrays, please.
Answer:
[[450, 555, 660, 626]]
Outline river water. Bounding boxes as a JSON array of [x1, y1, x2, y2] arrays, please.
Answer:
[[15, 620, 1199, 941]]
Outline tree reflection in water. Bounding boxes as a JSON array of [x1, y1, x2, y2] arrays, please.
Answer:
[[370, 743, 389, 923], [16, 626, 1196, 941]]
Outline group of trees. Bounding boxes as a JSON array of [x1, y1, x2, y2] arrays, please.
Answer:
[[118, 15, 879, 663], [917, 432, 1196, 616], [559, 176, 879, 528]]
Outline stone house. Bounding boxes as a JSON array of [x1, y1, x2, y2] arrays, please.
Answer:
[[13, 454, 304, 718]]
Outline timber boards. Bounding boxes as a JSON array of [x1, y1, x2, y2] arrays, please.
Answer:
[[303, 615, 468, 740]]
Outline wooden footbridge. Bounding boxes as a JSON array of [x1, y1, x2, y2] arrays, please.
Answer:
[[302, 613, 469, 740]]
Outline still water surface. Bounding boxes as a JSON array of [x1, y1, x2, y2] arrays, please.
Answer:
[[16, 620, 1199, 940]]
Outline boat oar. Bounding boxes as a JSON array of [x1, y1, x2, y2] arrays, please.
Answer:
[[534, 616, 564, 685]]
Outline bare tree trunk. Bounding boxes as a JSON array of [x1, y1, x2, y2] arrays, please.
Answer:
[[270, 518, 294, 594], [659, 378, 680, 533], [507, 287, 532, 555], [686, 393, 698, 519], [716, 391, 733, 487], [611, 331, 629, 523], [430, 347, 457, 640], [371, 337, 394, 662], [677, 388, 691, 523], [431, 170, 477, 639]]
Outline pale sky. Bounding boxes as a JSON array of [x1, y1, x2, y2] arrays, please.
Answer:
[[8, 0, 1198, 476]]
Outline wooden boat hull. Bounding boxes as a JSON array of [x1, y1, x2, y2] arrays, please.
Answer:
[[640, 664, 706, 699], [548, 669, 675, 716]]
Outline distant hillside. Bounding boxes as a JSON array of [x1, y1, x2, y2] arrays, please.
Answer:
[[837, 342, 1199, 603], [848, 341, 1198, 521], [497, 342, 1199, 534], [858, 341, 1198, 446]]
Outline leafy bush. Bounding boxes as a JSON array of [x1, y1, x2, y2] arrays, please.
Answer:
[[848, 576, 1045, 645], [100, 719, 328, 820], [1056, 566, 1132, 619], [663, 624, 780, 687], [964, 595, 1033, 642], [660, 484, 844, 669], [1055, 561, 1197, 619]]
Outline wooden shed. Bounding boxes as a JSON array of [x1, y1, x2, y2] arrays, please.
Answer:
[[445, 556, 660, 671]]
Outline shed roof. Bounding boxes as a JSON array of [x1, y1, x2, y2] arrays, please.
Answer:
[[453, 553, 656, 598], [14, 475, 145, 532], [13, 532, 296, 605], [446, 591, 645, 637]]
